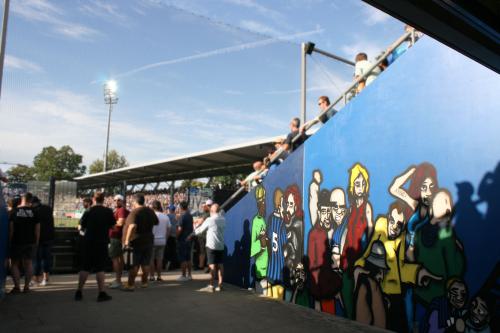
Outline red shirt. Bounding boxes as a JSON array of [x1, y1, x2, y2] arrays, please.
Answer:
[[109, 207, 129, 239], [341, 200, 368, 274]]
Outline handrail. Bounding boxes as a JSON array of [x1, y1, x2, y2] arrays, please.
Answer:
[[221, 29, 416, 212]]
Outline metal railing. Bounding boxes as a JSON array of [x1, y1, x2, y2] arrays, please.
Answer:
[[221, 29, 417, 211]]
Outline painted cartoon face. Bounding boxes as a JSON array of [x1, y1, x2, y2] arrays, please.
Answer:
[[354, 174, 366, 197], [330, 188, 346, 225], [257, 199, 266, 216], [448, 281, 467, 310], [470, 297, 489, 326], [319, 206, 331, 229], [420, 177, 435, 205], [388, 208, 405, 239], [286, 193, 296, 219]]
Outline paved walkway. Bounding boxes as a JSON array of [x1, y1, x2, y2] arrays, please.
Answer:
[[0, 271, 388, 333]]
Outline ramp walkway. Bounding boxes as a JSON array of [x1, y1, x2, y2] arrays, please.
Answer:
[[0, 271, 387, 333]]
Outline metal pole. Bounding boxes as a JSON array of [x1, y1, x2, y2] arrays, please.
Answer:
[[0, 0, 10, 99], [312, 47, 355, 66], [104, 102, 113, 172], [300, 43, 307, 125]]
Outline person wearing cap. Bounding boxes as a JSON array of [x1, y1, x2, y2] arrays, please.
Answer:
[[32, 196, 55, 286], [108, 194, 129, 289], [353, 240, 388, 329], [193, 199, 213, 272]]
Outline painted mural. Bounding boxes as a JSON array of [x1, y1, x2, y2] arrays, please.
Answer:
[[224, 37, 499, 332]]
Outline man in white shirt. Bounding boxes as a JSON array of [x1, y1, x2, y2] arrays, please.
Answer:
[[151, 200, 170, 281], [354, 52, 381, 94], [192, 203, 226, 292]]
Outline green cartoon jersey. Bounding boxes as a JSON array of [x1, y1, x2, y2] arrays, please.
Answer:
[[250, 215, 268, 279]]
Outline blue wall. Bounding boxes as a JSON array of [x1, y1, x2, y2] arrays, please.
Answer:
[[224, 36, 499, 331]]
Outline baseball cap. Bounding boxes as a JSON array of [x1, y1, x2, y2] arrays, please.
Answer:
[[205, 199, 214, 206], [114, 194, 124, 201]]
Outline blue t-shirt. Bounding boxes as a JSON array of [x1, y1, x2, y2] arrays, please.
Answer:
[[178, 212, 193, 242]]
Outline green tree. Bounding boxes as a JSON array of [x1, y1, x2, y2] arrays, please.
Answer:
[[32, 145, 86, 181], [6, 164, 35, 183], [210, 174, 244, 188], [89, 150, 129, 174]]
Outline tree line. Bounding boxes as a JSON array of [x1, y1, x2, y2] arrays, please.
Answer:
[[6, 146, 128, 183]]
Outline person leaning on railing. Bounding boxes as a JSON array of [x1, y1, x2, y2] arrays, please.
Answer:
[[300, 96, 336, 134], [240, 161, 268, 191]]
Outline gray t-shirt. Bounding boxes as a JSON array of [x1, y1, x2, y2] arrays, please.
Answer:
[[194, 214, 226, 251]]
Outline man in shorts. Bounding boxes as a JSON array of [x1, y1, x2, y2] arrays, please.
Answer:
[[75, 192, 115, 302], [192, 204, 226, 292], [122, 193, 158, 290], [9, 192, 40, 294], [176, 201, 193, 281], [151, 200, 170, 281], [108, 194, 129, 289]]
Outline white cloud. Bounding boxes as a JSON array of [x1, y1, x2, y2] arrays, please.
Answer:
[[239, 20, 283, 36], [361, 4, 391, 26], [79, 0, 127, 21], [11, 0, 100, 40], [223, 0, 283, 21], [5, 55, 43, 73], [0, 88, 184, 167], [223, 89, 244, 95], [111, 27, 323, 80]]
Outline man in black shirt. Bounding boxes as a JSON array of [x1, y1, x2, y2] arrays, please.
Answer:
[[176, 201, 194, 281], [75, 192, 115, 302], [122, 193, 158, 290], [9, 192, 40, 293], [32, 196, 54, 286], [283, 117, 305, 152]]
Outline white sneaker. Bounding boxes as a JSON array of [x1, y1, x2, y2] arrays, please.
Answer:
[[186, 275, 192, 281], [109, 280, 122, 289], [176, 276, 189, 282], [40, 279, 48, 286], [215, 286, 222, 292], [199, 285, 214, 293]]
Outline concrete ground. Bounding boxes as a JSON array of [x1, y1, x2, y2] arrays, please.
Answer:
[[0, 271, 388, 333]]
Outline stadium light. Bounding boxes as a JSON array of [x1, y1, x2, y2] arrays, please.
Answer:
[[103, 80, 118, 172]]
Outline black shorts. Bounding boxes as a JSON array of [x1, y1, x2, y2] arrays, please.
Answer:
[[10, 244, 36, 260], [81, 242, 108, 272], [206, 248, 224, 265], [132, 245, 153, 267], [177, 240, 192, 263]]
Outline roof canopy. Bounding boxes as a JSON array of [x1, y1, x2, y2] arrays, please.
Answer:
[[75, 136, 281, 189]]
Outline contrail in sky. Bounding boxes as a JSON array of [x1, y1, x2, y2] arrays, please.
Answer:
[[110, 27, 323, 80]]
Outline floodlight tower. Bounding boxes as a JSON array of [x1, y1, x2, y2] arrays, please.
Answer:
[[103, 80, 118, 172]]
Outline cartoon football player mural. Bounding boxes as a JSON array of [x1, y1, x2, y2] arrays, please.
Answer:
[[464, 294, 493, 333], [266, 188, 287, 299], [283, 184, 304, 302], [330, 187, 348, 269], [354, 201, 441, 333], [250, 185, 268, 293], [413, 189, 465, 328], [340, 163, 374, 319], [307, 170, 342, 314]]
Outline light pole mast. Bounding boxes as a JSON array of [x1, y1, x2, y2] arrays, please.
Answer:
[[103, 80, 118, 172]]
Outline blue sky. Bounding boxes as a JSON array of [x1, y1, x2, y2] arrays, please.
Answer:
[[0, 0, 404, 171]]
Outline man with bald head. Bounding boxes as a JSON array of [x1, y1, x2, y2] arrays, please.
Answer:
[[192, 203, 226, 292]]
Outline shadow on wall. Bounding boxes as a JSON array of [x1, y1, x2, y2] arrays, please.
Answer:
[[224, 219, 251, 289], [454, 162, 500, 332]]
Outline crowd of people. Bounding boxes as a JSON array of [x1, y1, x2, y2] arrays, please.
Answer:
[[4, 191, 227, 300], [239, 26, 422, 193]]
